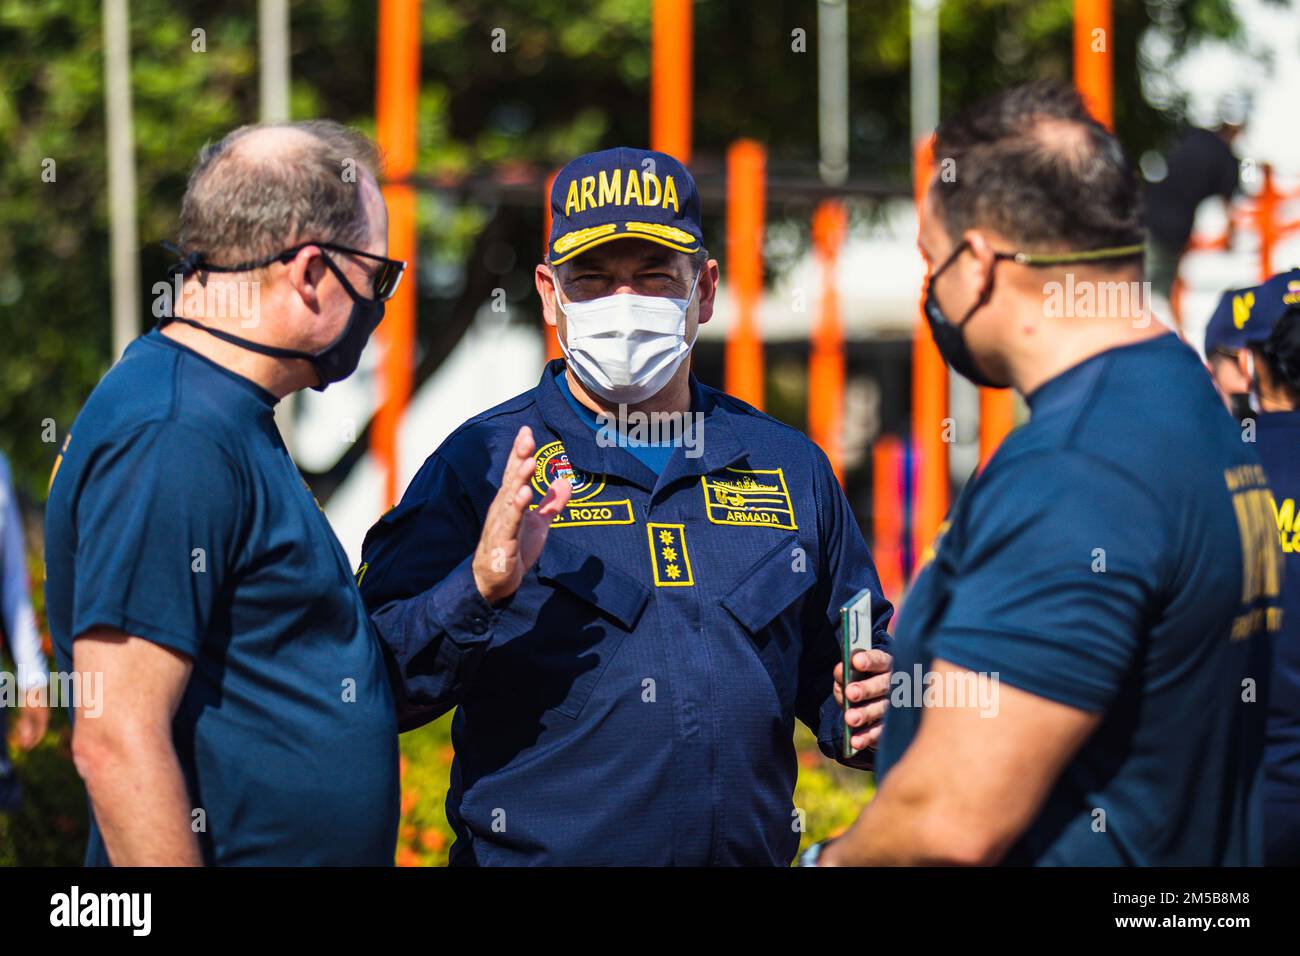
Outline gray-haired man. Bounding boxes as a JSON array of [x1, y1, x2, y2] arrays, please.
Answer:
[[44, 121, 404, 865]]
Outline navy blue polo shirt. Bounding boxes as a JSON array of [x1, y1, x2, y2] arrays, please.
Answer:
[[44, 329, 399, 866], [357, 358, 893, 865], [879, 334, 1277, 865], [1255, 410, 1300, 864]]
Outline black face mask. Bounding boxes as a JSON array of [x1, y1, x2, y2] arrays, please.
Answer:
[[923, 241, 1006, 389], [161, 242, 399, 391], [1229, 391, 1255, 421], [923, 240, 1147, 390]]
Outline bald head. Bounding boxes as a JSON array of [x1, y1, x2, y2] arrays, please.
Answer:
[[177, 120, 382, 268], [930, 81, 1144, 257]]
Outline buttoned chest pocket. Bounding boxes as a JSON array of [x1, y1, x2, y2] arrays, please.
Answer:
[[720, 533, 817, 715], [489, 534, 650, 720]]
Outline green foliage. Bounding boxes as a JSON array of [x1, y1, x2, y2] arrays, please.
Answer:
[[0, 705, 88, 867], [0, 0, 1246, 501], [391, 715, 870, 866]]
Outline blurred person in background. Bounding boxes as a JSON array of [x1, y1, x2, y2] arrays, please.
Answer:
[[809, 81, 1278, 867], [357, 147, 895, 866], [0, 450, 49, 813], [1204, 281, 1263, 415], [1143, 93, 1246, 302], [1223, 267, 1300, 865], [44, 121, 404, 865]]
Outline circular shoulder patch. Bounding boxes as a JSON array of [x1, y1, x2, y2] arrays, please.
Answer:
[[531, 440, 605, 503]]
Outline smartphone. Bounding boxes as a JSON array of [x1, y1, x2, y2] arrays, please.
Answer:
[[840, 588, 874, 759]]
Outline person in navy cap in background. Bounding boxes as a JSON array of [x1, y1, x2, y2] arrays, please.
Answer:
[[357, 147, 895, 866], [1204, 282, 1264, 416], [809, 82, 1278, 867], [1222, 267, 1300, 865]]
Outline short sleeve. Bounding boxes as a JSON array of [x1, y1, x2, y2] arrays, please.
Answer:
[[70, 421, 244, 659], [930, 452, 1169, 713]]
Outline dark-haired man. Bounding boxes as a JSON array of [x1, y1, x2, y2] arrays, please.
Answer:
[[1204, 282, 1262, 415], [811, 82, 1279, 867], [45, 121, 404, 865]]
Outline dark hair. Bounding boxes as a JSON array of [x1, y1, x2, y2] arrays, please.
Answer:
[[931, 81, 1145, 256], [1261, 306, 1300, 396], [177, 120, 382, 267]]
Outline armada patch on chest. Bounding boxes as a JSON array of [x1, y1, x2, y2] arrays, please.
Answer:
[[700, 467, 797, 530]]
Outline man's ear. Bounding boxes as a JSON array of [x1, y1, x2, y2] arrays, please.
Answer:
[[963, 229, 997, 284], [286, 245, 326, 313], [1236, 347, 1253, 387], [536, 262, 559, 329], [696, 259, 720, 325]]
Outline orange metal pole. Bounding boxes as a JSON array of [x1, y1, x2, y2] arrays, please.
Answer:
[[373, 0, 421, 509], [725, 139, 765, 409], [1074, 0, 1113, 130], [978, 390, 1015, 467], [912, 138, 950, 565], [1257, 163, 1278, 282], [651, 0, 692, 163], [912, 136, 949, 568], [542, 169, 563, 361], [809, 199, 846, 483], [872, 434, 905, 604]]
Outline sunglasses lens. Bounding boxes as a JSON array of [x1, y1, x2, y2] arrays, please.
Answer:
[[376, 262, 404, 301]]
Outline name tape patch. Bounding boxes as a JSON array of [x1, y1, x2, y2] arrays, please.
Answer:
[[530, 498, 635, 528]]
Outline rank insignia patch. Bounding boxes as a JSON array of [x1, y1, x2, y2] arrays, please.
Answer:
[[700, 467, 797, 530], [647, 523, 694, 587]]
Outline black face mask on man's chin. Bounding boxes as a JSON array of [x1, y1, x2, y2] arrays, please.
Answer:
[[159, 241, 401, 391]]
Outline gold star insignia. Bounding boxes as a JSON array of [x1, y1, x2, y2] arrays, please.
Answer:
[[661, 546, 677, 562], [659, 529, 674, 545], [665, 563, 681, 580]]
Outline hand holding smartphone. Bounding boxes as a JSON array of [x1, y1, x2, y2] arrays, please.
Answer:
[[840, 588, 874, 760]]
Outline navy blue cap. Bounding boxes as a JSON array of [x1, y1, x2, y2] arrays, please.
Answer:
[[1245, 268, 1300, 344], [547, 147, 703, 265], [1204, 284, 1261, 355]]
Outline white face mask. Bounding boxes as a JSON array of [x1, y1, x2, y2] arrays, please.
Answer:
[[551, 267, 703, 405]]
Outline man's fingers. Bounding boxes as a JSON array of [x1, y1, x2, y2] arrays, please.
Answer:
[[846, 671, 891, 703], [850, 723, 883, 751], [496, 426, 536, 498], [535, 477, 572, 519], [852, 648, 893, 674], [845, 698, 888, 728], [497, 476, 533, 541]]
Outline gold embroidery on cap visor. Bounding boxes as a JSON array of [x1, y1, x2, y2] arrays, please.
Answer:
[[550, 222, 701, 265]]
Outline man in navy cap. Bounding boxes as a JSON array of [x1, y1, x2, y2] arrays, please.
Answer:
[[357, 147, 895, 865], [1204, 282, 1264, 415]]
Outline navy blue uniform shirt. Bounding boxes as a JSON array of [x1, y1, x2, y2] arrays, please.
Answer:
[[1255, 410, 1300, 864], [358, 359, 893, 865], [44, 329, 399, 866], [879, 334, 1278, 865]]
